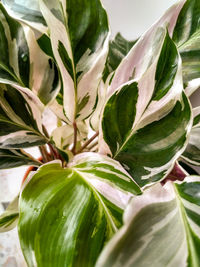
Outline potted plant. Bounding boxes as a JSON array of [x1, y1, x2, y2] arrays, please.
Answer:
[[0, 0, 200, 266]]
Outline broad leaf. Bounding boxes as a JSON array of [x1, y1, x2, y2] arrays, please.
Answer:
[[96, 177, 200, 267], [182, 107, 200, 166], [0, 84, 47, 148], [103, 33, 137, 83], [0, 195, 19, 232], [107, 1, 186, 98], [0, 3, 60, 105], [18, 154, 141, 267], [0, 148, 41, 169], [100, 30, 192, 187], [2, 0, 47, 33], [173, 0, 200, 94], [39, 0, 110, 122]]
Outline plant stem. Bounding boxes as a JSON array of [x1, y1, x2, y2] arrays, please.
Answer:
[[42, 124, 50, 138], [71, 122, 78, 154], [48, 143, 58, 159], [161, 162, 187, 185], [39, 146, 49, 163], [20, 149, 42, 166], [76, 131, 99, 154], [87, 141, 98, 151]]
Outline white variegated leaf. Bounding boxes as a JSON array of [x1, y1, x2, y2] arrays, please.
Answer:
[[0, 84, 48, 148], [0, 3, 60, 105], [100, 27, 192, 187], [2, 0, 47, 33], [182, 107, 200, 166], [39, 0, 110, 123], [173, 0, 200, 96], [96, 177, 200, 267]]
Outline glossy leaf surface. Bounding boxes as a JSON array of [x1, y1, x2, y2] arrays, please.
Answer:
[[18, 154, 141, 267], [97, 177, 200, 267]]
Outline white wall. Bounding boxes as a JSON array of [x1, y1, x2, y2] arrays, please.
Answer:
[[101, 0, 178, 39]]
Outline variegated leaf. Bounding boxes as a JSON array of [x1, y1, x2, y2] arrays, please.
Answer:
[[107, 1, 186, 98], [90, 34, 136, 131], [18, 154, 141, 266], [89, 80, 109, 132], [100, 29, 192, 187], [182, 107, 200, 166], [0, 84, 48, 148], [0, 148, 41, 169], [0, 195, 19, 232], [2, 0, 47, 33], [173, 0, 200, 95], [39, 0, 110, 123], [96, 177, 200, 267], [0, 3, 60, 105], [103, 33, 137, 83]]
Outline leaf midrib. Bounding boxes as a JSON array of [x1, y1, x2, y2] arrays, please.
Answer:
[[73, 168, 118, 233], [174, 184, 199, 267], [0, 117, 47, 141]]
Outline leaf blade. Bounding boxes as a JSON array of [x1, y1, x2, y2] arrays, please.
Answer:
[[18, 154, 141, 267], [96, 177, 200, 267]]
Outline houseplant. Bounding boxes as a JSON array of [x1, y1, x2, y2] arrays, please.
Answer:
[[0, 0, 200, 266]]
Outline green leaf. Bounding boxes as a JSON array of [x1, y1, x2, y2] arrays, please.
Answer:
[[173, 0, 200, 93], [39, 0, 110, 122], [0, 148, 41, 169], [182, 107, 200, 166], [100, 30, 192, 187], [0, 195, 19, 232], [0, 84, 47, 148], [96, 177, 200, 267], [0, 3, 60, 105], [103, 33, 137, 83], [18, 153, 141, 267], [2, 0, 47, 33]]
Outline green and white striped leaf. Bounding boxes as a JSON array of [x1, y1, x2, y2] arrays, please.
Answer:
[[0, 84, 47, 148], [182, 107, 200, 166], [18, 154, 141, 267], [96, 177, 200, 267], [100, 29, 192, 187], [0, 195, 19, 232], [173, 0, 200, 95], [0, 3, 60, 105], [90, 33, 136, 131], [39, 0, 109, 123], [107, 1, 186, 98], [2, 0, 47, 33], [0, 148, 41, 169], [103, 33, 137, 83]]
